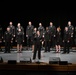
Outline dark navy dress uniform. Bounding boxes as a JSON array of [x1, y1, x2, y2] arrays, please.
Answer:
[[8, 25, 15, 48], [26, 25, 34, 47], [33, 34, 42, 60], [49, 25, 56, 48], [67, 25, 74, 47], [44, 30, 50, 52], [55, 31, 62, 45], [63, 30, 71, 53], [0, 25, 3, 51], [4, 31, 13, 53], [16, 31, 24, 45]]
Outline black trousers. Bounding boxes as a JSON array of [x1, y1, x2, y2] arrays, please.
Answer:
[[33, 44, 41, 60], [45, 41, 50, 52], [63, 41, 70, 53], [70, 37, 73, 48], [50, 36, 56, 48], [10, 37, 15, 49], [27, 36, 32, 47], [5, 41, 11, 53], [0, 42, 2, 50]]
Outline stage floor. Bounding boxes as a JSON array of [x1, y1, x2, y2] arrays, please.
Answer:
[[0, 47, 76, 64]]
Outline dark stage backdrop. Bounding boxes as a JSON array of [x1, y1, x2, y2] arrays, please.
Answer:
[[0, 10, 76, 46]]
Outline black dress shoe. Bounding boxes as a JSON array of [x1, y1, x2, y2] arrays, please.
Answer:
[[67, 52, 69, 54], [4, 51, 7, 53], [8, 52, 10, 53], [48, 51, 50, 52], [0, 49, 2, 51]]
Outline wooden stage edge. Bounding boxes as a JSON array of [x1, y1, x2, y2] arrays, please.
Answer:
[[0, 62, 76, 71]]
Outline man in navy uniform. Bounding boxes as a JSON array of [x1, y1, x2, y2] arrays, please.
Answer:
[[44, 27, 51, 52], [67, 21, 74, 48], [62, 27, 71, 54], [48, 22, 56, 50], [4, 27, 13, 53], [38, 23, 45, 50], [26, 21, 34, 50], [0, 25, 3, 51], [8, 21, 15, 49]]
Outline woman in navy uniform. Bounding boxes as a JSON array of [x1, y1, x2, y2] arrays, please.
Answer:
[[16, 23, 24, 51], [33, 31, 42, 61], [16, 28, 24, 53], [32, 27, 37, 52], [4, 27, 13, 53], [16, 23, 24, 34], [55, 27, 62, 53]]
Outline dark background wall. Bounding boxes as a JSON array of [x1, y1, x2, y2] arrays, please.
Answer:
[[1, 10, 76, 29], [0, 1, 76, 46]]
